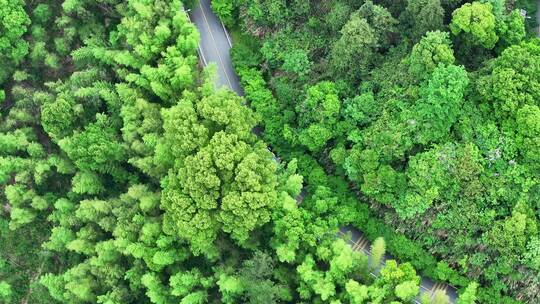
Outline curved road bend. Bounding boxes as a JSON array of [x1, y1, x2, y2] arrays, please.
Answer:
[[186, 1, 458, 302]]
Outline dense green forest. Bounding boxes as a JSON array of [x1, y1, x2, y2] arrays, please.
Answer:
[[0, 0, 538, 303], [221, 0, 538, 302]]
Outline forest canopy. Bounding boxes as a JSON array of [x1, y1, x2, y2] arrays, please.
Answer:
[[0, 0, 539, 304], [226, 0, 539, 302]]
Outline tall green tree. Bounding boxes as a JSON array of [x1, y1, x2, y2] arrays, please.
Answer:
[[450, 2, 498, 49], [404, 0, 444, 41], [408, 31, 456, 80], [411, 64, 469, 144], [0, 0, 30, 83], [160, 90, 278, 256]]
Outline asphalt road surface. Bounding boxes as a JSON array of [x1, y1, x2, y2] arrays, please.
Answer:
[[339, 226, 458, 303], [188, 1, 458, 302], [188, 0, 243, 95]]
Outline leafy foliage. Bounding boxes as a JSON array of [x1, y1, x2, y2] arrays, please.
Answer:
[[2, 0, 538, 303], [232, 0, 538, 302]]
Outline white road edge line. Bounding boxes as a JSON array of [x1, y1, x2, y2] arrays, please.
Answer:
[[198, 1, 234, 89], [182, 8, 208, 66], [221, 21, 233, 48]]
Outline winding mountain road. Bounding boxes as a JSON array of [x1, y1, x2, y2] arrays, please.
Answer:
[[186, 0, 458, 302]]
